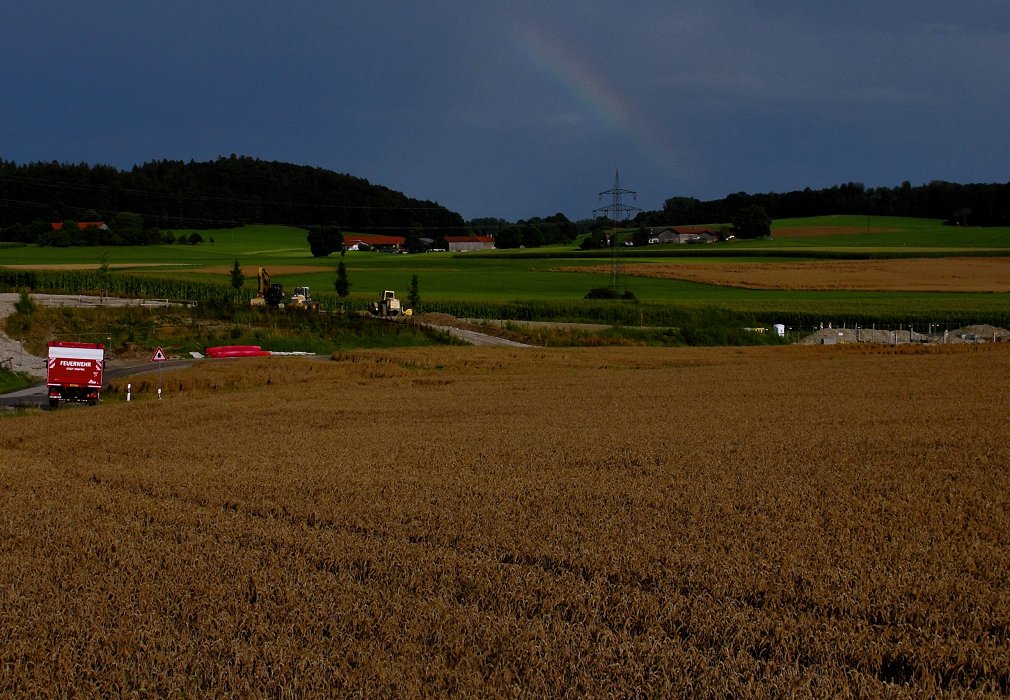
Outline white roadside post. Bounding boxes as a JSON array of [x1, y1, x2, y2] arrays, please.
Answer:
[[127, 383, 131, 402]]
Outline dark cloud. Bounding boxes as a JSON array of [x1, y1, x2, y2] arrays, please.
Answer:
[[3, 1, 1009, 220]]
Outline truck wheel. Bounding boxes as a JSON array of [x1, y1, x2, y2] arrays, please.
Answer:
[[49, 398, 59, 410]]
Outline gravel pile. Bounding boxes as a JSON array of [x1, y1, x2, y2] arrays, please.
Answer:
[[0, 294, 46, 378], [415, 312, 460, 326], [800, 324, 1010, 345], [950, 324, 1010, 342]]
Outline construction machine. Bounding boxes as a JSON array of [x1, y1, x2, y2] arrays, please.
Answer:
[[251, 267, 285, 307], [369, 290, 406, 317], [288, 286, 321, 311]]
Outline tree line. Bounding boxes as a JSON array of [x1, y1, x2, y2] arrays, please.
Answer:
[[634, 180, 1010, 228], [491, 214, 579, 249], [1, 212, 212, 247], [0, 155, 465, 236], [5, 156, 1010, 251]]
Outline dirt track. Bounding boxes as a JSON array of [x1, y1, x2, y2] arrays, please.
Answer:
[[427, 325, 531, 347]]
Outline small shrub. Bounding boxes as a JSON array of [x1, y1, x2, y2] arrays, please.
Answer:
[[584, 287, 637, 301], [585, 287, 621, 299], [14, 288, 36, 316]]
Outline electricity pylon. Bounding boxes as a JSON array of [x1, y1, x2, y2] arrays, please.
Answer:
[[594, 170, 640, 288]]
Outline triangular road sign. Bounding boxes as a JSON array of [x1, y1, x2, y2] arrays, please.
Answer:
[[151, 347, 168, 362]]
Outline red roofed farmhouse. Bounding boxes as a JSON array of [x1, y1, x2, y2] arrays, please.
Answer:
[[51, 221, 109, 231], [343, 234, 406, 251]]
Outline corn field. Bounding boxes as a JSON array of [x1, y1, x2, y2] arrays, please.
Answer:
[[0, 269, 249, 305], [2, 345, 1010, 696]]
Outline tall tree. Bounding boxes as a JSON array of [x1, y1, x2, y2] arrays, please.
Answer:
[[230, 260, 245, 290], [405, 225, 426, 253], [731, 206, 772, 239], [408, 274, 420, 313], [495, 226, 523, 249], [335, 261, 350, 298], [108, 212, 144, 245], [306, 225, 343, 257]]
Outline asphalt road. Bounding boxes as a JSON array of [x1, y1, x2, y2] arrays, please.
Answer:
[[0, 359, 193, 409], [0, 293, 532, 409]]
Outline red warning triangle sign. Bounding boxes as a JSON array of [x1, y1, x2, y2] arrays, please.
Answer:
[[151, 347, 168, 362]]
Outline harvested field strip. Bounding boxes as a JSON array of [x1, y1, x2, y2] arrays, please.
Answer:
[[563, 257, 1010, 292], [3, 346, 1010, 695]]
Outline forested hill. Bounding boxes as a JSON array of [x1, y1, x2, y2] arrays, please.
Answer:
[[636, 180, 1010, 228], [0, 156, 465, 231]]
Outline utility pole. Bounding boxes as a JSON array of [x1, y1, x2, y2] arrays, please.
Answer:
[[594, 170, 640, 289]]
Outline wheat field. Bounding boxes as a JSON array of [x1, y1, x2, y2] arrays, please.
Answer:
[[2, 346, 1009, 697], [568, 258, 1010, 292]]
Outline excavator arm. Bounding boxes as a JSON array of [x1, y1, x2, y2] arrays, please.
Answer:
[[257, 267, 271, 296]]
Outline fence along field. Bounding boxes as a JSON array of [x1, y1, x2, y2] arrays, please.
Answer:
[[2, 345, 1010, 695]]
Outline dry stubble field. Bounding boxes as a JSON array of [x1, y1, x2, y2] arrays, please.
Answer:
[[2, 345, 1010, 697], [567, 257, 1010, 292]]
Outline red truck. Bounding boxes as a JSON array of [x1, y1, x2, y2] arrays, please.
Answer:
[[47, 341, 105, 408]]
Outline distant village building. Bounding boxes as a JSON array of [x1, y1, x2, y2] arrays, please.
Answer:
[[342, 233, 495, 253], [645, 226, 719, 244], [438, 236, 495, 252], [51, 221, 109, 231], [647, 227, 679, 244], [343, 234, 406, 252]]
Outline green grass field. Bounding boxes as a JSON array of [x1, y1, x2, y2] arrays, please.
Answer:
[[0, 369, 33, 394], [4, 216, 1010, 328], [768, 215, 1010, 249]]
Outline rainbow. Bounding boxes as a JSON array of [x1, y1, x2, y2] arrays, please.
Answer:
[[512, 24, 685, 178]]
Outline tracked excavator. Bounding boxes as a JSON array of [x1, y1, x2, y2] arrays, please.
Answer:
[[250, 267, 285, 307]]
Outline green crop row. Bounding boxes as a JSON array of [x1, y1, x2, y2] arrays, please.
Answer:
[[393, 296, 1010, 333], [411, 298, 762, 327], [5, 267, 1007, 334], [0, 269, 250, 305], [294, 289, 1010, 332]]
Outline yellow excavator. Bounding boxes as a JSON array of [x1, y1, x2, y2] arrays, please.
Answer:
[[251, 267, 285, 307]]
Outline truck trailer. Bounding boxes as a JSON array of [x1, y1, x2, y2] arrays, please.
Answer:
[[47, 341, 104, 408]]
